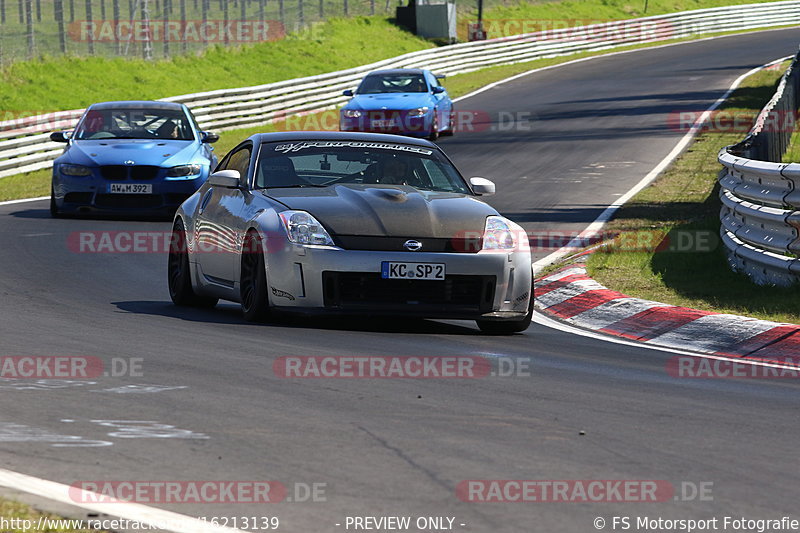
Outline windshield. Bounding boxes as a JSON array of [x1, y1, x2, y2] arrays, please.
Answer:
[[255, 141, 471, 194], [356, 74, 428, 94], [74, 107, 195, 141]]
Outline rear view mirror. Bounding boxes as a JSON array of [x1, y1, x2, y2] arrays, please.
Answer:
[[343, 89, 354, 97], [50, 131, 71, 142], [432, 86, 445, 94], [470, 177, 495, 196], [208, 169, 240, 188]]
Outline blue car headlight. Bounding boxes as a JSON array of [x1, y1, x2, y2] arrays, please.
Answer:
[[342, 109, 362, 118], [408, 107, 430, 117], [166, 164, 202, 177], [60, 164, 92, 177]]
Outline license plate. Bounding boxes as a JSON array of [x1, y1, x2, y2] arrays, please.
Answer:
[[371, 119, 396, 128], [108, 183, 152, 194], [381, 262, 445, 281]]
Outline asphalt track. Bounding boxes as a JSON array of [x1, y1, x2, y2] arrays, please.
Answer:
[[2, 28, 800, 533]]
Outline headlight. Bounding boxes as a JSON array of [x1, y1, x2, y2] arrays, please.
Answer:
[[60, 164, 91, 176], [408, 107, 430, 117], [342, 109, 362, 118], [482, 216, 516, 251], [167, 164, 201, 177], [278, 210, 335, 246]]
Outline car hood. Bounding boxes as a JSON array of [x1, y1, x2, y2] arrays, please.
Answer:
[[66, 139, 202, 167], [265, 184, 496, 238], [346, 93, 433, 111]]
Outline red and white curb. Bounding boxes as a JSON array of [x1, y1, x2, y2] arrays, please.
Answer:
[[535, 262, 800, 360]]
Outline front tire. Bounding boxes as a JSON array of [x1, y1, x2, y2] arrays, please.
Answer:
[[240, 230, 271, 322], [168, 218, 218, 308], [428, 113, 439, 141], [440, 109, 455, 136], [50, 187, 61, 218]]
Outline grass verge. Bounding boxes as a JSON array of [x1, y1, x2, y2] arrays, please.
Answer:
[[0, 0, 785, 112], [586, 60, 800, 324], [0, 498, 102, 532], [2, 23, 795, 203]]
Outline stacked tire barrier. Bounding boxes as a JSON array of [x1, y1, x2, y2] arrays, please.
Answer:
[[1, 1, 800, 180], [718, 48, 800, 286]]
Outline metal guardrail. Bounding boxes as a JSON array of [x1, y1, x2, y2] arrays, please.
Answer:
[[718, 48, 800, 286], [2, 0, 800, 180]]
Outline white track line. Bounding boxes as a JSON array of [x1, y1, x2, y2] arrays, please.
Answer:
[[0, 196, 48, 206], [455, 26, 797, 104], [531, 53, 792, 276], [0, 469, 241, 533], [1, 27, 797, 533]]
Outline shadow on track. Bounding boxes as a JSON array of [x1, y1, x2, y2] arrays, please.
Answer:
[[113, 300, 482, 335]]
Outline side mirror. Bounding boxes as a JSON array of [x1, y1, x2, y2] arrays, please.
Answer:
[[470, 177, 495, 196], [432, 86, 445, 94], [202, 131, 219, 144], [50, 131, 71, 142], [208, 169, 240, 188], [343, 89, 354, 97]]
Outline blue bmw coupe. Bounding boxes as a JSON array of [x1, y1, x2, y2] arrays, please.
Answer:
[[49, 101, 218, 217], [339, 69, 455, 141]]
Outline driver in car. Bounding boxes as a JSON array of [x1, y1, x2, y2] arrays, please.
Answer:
[[379, 157, 412, 185]]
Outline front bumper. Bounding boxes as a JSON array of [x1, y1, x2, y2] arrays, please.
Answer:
[[263, 244, 532, 320], [339, 113, 432, 138], [53, 170, 205, 216]]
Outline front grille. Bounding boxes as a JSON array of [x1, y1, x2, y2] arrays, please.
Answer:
[[100, 166, 128, 180], [322, 272, 495, 314], [63, 192, 93, 204], [335, 236, 482, 253], [130, 166, 160, 180], [99, 165, 161, 180], [94, 194, 162, 209]]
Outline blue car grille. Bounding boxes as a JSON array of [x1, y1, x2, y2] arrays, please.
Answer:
[[99, 165, 161, 181]]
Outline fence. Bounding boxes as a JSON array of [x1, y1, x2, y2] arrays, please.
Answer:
[[0, 0, 516, 62], [1, 1, 800, 180], [718, 47, 800, 286]]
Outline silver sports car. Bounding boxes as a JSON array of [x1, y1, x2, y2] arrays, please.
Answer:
[[168, 132, 533, 334]]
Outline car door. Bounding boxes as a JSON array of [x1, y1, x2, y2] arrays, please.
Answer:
[[195, 142, 252, 287]]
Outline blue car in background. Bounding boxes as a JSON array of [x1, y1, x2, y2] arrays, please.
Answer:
[[49, 100, 218, 217], [339, 69, 454, 141]]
